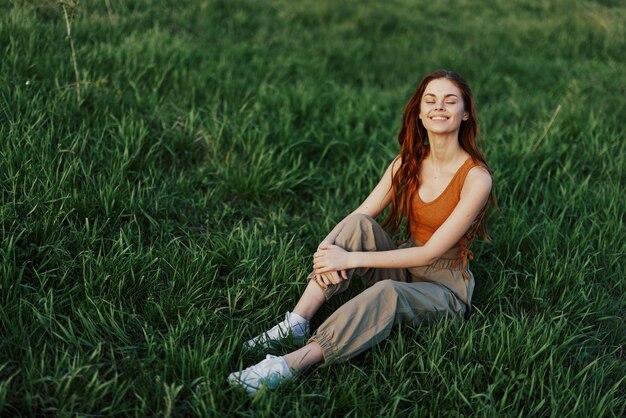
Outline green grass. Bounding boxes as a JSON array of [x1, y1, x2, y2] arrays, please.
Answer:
[[1, 0, 624, 416]]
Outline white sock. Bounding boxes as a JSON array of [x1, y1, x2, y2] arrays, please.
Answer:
[[286, 311, 309, 335], [276, 356, 293, 378]]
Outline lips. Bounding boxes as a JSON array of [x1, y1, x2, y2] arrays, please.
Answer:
[[430, 115, 449, 121]]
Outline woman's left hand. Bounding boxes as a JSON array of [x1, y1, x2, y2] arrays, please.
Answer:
[[313, 244, 353, 274]]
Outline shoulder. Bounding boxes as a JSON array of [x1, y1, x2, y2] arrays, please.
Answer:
[[467, 164, 492, 184], [389, 155, 403, 175], [462, 164, 492, 196]]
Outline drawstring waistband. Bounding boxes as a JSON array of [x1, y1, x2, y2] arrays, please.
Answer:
[[440, 248, 473, 282], [407, 237, 473, 282], [457, 248, 474, 282], [431, 257, 461, 269]]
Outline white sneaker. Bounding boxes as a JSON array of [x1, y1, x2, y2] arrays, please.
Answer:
[[227, 354, 293, 394], [244, 312, 309, 349]]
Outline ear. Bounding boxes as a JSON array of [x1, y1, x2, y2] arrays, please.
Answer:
[[462, 112, 469, 121]]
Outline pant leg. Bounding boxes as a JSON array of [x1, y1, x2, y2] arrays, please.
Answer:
[[307, 214, 408, 300], [408, 258, 475, 310], [308, 279, 466, 365]]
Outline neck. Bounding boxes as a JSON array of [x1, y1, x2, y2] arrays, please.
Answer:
[[426, 132, 464, 167]]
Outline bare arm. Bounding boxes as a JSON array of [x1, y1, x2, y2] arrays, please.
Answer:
[[319, 156, 401, 246], [314, 166, 492, 272], [314, 157, 401, 287]]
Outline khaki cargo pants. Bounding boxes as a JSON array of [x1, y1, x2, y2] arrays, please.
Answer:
[[307, 214, 475, 365]]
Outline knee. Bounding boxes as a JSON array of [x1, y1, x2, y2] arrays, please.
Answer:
[[335, 213, 375, 247], [348, 213, 375, 227], [371, 279, 400, 298], [359, 280, 400, 314]]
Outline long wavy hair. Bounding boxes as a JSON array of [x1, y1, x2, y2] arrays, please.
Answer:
[[381, 69, 496, 243]]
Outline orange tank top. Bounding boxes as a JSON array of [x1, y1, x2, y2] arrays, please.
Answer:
[[410, 157, 485, 277]]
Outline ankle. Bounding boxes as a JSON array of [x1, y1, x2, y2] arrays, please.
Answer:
[[288, 311, 309, 325], [290, 309, 312, 322], [276, 356, 293, 378], [286, 311, 309, 335]]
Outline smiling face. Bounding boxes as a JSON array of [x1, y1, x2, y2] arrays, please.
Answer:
[[418, 78, 469, 136]]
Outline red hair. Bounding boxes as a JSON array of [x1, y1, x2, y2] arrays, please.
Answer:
[[382, 69, 496, 243]]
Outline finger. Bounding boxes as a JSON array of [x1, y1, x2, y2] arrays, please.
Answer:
[[315, 267, 330, 275], [320, 273, 329, 284], [325, 272, 339, 285], [314, 252, 328, 262], [321, 274, 332, 286], [315, 273, 327, 288], [314, 261, 327, 271], [330, 271, 341, 284], [340, 270, 348, 280]]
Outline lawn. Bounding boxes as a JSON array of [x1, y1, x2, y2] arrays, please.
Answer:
[[0, 0, 624, 416]]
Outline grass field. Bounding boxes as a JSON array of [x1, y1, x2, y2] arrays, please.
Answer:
[[1, 0, 625, 416]]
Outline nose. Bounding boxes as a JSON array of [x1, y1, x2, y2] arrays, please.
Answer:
[[435, 100, 445, 110]]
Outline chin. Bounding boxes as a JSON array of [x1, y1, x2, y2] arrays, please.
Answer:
[[425, 127, 460, 135]]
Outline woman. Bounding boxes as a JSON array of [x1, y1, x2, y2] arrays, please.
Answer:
[[227, 69, 495, 394]]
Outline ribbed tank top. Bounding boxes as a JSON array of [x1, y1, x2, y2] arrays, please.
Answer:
[[410, 157, 484, 277]]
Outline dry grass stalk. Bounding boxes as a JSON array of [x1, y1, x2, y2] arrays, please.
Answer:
[[60, 0, 81, 103], [532, 104, 562, 151], [104, 0, 113, 21]]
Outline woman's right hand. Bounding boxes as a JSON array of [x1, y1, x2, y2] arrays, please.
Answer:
[[315, 241, 347, 288], [315, 270, 348, 289]]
